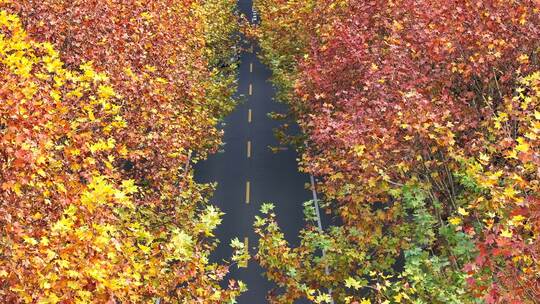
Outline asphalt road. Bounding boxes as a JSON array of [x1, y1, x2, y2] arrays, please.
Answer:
[[194, 1, 312, 302]]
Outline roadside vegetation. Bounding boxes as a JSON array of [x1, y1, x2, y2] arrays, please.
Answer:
[[0, 0, 245, 302], [253, 0, 540, 303]]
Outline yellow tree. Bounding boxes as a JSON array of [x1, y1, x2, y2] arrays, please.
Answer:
[[0, 0, 245, 301]]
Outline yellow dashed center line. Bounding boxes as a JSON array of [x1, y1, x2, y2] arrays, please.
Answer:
[[244, 237, 249, 266], [250, 62, 253, 73], [245, 181, 250, 204], [247, 141, 252, 158], [249, 83, 253, 96], [248, 109, 252, 123]]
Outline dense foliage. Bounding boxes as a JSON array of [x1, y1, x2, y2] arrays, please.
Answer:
[[0, 0, 246, 302], [253, 0, 540, 303]]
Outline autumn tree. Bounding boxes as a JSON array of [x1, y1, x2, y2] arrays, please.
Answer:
[[1, 0, 245, 302], [253, 0, 540, 303]]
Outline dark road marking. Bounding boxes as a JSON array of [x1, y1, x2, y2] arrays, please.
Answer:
[[247, 141, 252, 158], [245, 181, 251, 204]]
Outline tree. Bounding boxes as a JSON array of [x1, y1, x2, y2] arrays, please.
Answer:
[[253, 0, 540, 302], [0, 0, 245, 302]]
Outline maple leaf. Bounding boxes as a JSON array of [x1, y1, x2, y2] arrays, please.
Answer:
[[121, 179, 137, 194], [500, 229, 513, 238], [458, 207, 470, 216], [344, 277, 364, 290]]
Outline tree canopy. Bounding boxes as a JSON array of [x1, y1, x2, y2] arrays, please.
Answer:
[[253, 0, 540, 303], [0, 0, 246, 302]]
